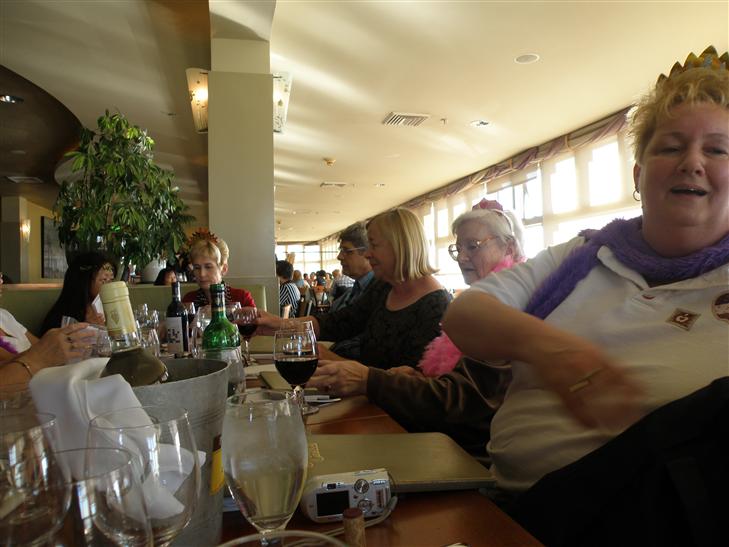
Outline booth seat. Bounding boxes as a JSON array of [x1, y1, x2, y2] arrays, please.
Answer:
[[1, 280, 267, 337]]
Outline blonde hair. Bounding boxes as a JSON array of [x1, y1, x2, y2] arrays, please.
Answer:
[[189, 237, 229, 266], [367, 208, 436, 283], [630, 67, 729, 163]]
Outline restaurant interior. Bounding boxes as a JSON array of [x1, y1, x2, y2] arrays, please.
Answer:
[[1, 1, 728, 545]]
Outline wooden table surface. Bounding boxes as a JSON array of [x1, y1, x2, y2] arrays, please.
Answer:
[[223, 355, 541, 546]]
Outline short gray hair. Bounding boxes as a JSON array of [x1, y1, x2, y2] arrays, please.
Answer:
[[452, 208, 526, 261], [338, 221, 369, 249]]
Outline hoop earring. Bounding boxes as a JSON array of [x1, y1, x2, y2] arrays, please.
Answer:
[[632, 189, 641, 202]]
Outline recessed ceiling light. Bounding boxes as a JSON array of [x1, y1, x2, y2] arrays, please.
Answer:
[[374, 183, 386, 188], [515, 53, 540, 64], [0, 94, 24, 104], [469, 120, 490, 128]]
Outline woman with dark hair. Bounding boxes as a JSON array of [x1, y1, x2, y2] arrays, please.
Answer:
[[40, 251, 117, 334], [154, 267, 177, 286]]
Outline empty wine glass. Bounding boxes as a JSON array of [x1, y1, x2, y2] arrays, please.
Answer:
[[190, 306, 211, 357], [201, 346, 245, 396], [222, 392, 307, 545], [138, 324, 161, 357], [87, 405, 200, 547], [0, 411, 59, 468], [53, 447, 152, 546], [0, 384, 33, 411], [94, 328, 112, 358], [273, 328, 320, 415], [0, 452, 70, 546], [233, 307, 258, 365]]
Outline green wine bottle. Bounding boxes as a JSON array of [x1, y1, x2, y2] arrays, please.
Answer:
[[202, 283, 240, 350]]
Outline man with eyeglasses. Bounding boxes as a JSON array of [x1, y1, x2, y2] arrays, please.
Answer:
[[329, 221, 375, 359]]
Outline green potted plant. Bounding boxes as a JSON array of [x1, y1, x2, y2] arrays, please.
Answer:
[[54, 111, 194, 277]]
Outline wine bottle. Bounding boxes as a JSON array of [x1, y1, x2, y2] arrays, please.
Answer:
[[99, 281, 169, 386], [165, 281, 189, 355], [202, 283, 240, 350]]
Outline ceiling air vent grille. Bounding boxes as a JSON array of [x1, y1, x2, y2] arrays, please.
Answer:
[[382, 112, 430, 127], [320, 182, 355, 189], [6, 176, 44, 184]]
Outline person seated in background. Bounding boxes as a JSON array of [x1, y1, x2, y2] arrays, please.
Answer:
[[330, 268, 354, 300], [40, 251, 116, 334], [276, 260, 300, 318], [1, 274, 96, 386], [182, 232, 256, 309], [308, 202, 525, 454], [257, 208, 450, 369], [292, 269, 309, 294], [442, 48, 729, 543], [327, 221, 375, 360], [153, 267, 177, 286]]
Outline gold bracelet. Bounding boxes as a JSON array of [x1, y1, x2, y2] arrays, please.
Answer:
[[9, 358, 34, 378]]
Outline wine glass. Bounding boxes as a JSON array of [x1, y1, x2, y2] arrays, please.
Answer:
[[53, 447, 152, 546], [0, 452, 70, 546], [233, 307, 258, 365], [138, 325, 161, 357], [222, 392, 308, 545], [201, 346, 245, 396], [183, 302, 196, 339], [226, 301, 242, 322], [94, 327, 112, 357], [273, 328, 319, 416], [87, 405, 200, 547], [190, 306, 211, 357], [0, 411, 59, 467], [218, 530, 347, 547], [0, 384, 33, 411]]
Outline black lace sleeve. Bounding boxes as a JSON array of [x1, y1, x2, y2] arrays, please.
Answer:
[[316, 280, 388, 342]]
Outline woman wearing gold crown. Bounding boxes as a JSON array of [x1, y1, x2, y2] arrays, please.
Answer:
[[182, 229, 256, 308], [443, 47, 729, 543]]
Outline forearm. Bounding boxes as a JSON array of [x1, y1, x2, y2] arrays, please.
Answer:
[[443, 291, 595, 368]]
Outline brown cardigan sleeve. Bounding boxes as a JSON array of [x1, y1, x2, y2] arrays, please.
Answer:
[[366, 358, 508, 455]]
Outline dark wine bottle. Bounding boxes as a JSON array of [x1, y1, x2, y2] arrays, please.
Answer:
[[165, 281, 189, 355], [99, 282, 168, 386]]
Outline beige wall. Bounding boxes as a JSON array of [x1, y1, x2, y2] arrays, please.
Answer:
[[26, 201, 62, 282]]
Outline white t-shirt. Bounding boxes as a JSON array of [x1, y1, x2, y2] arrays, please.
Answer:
[[470, 237, 729, 492], [0, 308, 32, 353]]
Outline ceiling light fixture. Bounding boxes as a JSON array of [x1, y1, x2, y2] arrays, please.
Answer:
[[185, 68, 209, 133], [0, 94, 24, 104], [515, 53, 540, 64], [470, 120, 490, 128], [273, 73, 292, 133]]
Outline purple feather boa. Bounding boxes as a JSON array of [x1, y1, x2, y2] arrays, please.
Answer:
[[0, 337, 17, 354], [525, 217, 729, 320]]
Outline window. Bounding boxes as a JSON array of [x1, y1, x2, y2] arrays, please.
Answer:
[[550, 157, 578, 214], [588, 139, 621, 206]]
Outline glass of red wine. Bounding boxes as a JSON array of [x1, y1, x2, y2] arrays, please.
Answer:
[[273, 328, 319, 415], [234, 307, 258, 365]]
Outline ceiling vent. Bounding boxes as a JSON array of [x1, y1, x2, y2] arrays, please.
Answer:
[[382, 112, 430, 127], [6, 176, 44, 184], [320, 182, 355, 189]]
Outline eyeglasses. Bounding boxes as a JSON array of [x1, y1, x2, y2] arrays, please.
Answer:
[[448, 236, 497, 261], [338, 246, 366, 255]]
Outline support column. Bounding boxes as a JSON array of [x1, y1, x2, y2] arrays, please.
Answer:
[[208, 37, 278, 311]]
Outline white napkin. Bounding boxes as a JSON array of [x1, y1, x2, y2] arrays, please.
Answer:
[[29, 359, 205, 519]]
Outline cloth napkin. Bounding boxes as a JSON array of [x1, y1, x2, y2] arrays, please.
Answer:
[[29, 359, 205, 519]]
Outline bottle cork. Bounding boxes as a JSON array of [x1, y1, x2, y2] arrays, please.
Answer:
[[343, 507, 366, 547]]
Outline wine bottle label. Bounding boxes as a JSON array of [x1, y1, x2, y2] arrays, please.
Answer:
[[104, 299, 137, 337], [166, 317, 185, 354]]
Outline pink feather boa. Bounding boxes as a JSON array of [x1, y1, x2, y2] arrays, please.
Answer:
[[418, 255, 522, 377]]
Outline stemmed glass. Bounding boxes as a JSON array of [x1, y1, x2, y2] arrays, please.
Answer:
[[53, 447, 152, 546], [0, 452, 69, 546], [234, 307, 258, 365], [0, 411, 59, 467], [87, 405, 200, 547], [190, 306, 211, 357], [222, 392, 308, 546], [273, 328, 319, 415]]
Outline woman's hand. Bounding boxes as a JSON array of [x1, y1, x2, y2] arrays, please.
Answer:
[[389, 365, 421, 377], [308, 360, 369, 397], [253, 309, 285, 335], [85, 308, 105, 325], [23, 323, 97, 370]]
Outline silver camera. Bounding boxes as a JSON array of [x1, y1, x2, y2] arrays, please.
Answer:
[[300, 468, 392, 523]]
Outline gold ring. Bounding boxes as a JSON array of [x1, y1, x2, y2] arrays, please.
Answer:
[[568, 368, 604, 393]]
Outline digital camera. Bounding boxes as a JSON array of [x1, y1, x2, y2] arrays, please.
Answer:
[[299, 468, 392, 523]]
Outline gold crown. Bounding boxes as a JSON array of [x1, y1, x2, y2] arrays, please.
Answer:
[[657, 46, 729, 85], [186, 227, 220, 249]]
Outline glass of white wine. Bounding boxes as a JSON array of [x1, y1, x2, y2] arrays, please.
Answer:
[[222, 392, 307, 546]]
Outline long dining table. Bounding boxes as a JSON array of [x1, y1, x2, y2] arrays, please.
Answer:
[[220, 341, 541, 546]]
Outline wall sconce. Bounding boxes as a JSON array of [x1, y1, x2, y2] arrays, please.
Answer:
[[186, 68, 209, 133], [273, 73, 292, 133], [20, 219, 31, 242]]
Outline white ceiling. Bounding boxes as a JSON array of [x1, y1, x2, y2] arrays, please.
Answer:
[[2, 1, 727, 243]]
